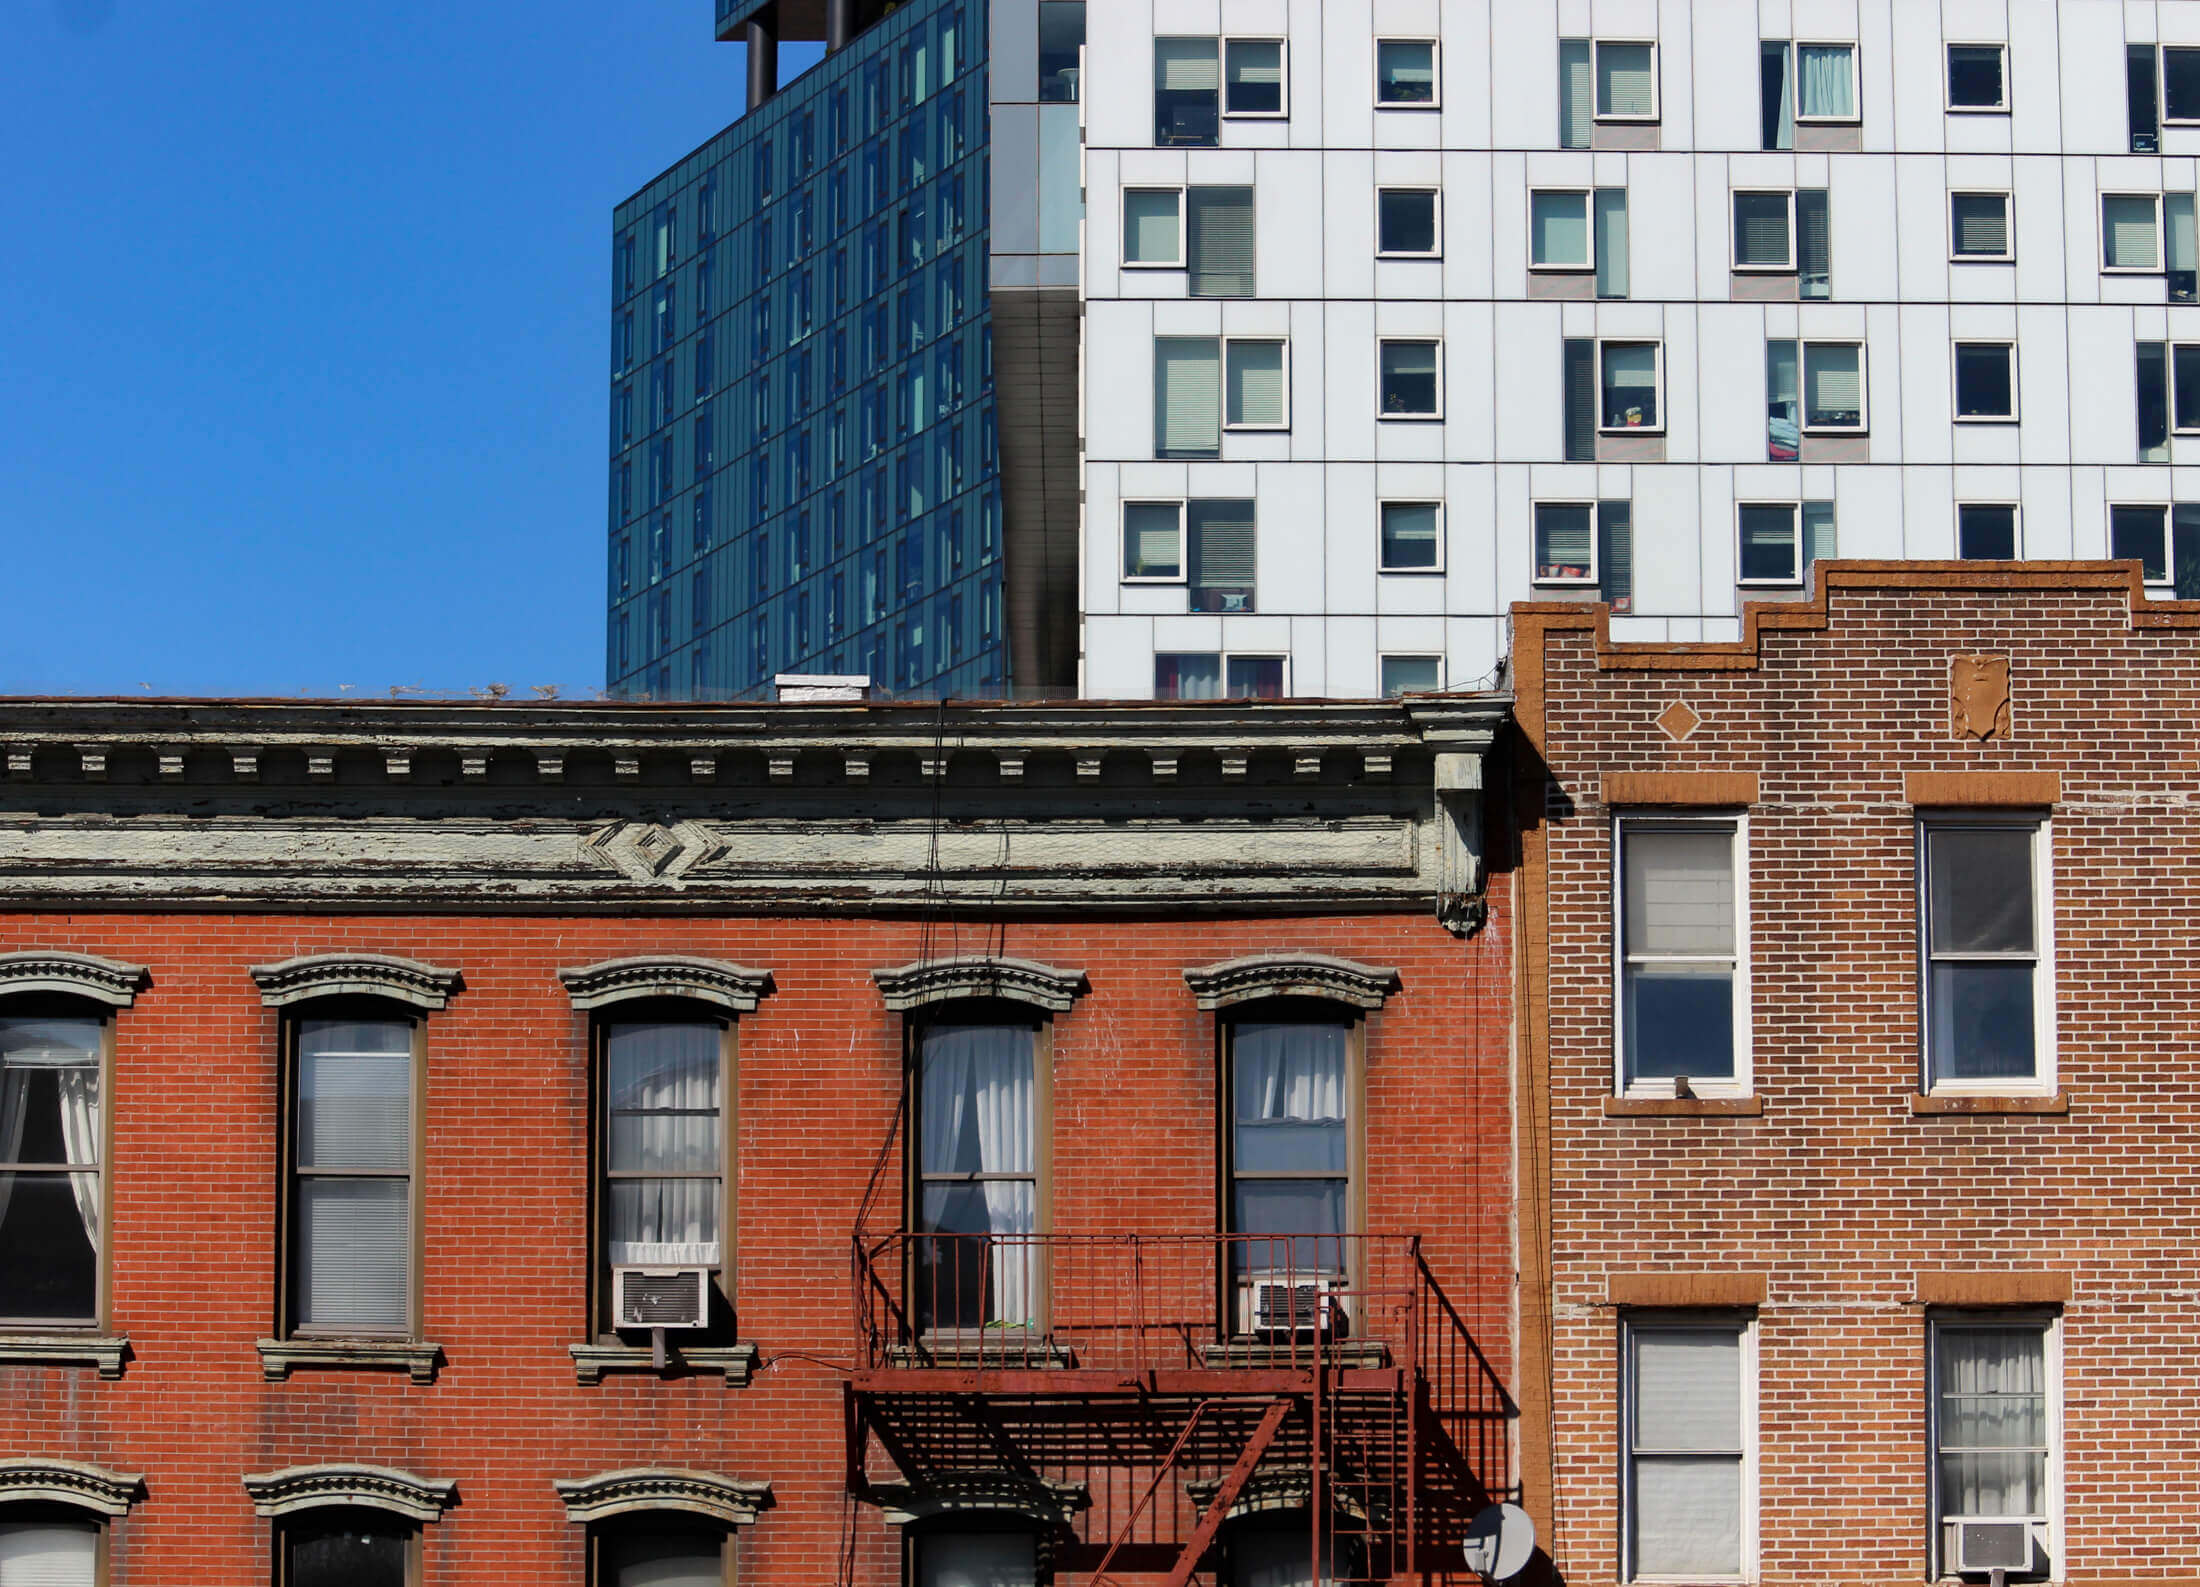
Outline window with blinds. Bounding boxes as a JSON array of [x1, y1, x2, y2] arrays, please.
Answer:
[[1154, 38, 1220, 146], [1379, 502, 1442, 571], [1374, 39, 1438, 106], [1533, 503, 1595, 584], [1188, 501, 1258, 612], [1187, 187, 1255, 298], [1796, 188, 1830, 297], [1951, 192, 2012, 260], [1225, 340, 1288, 428], [1563, 339, 1597, 460], [1619, 821, 1742, 1087], [2165, 193, 2197, 299], [1924, 821, 2046, 1088], [1224, 39, 1285, 117], [1122, 502, 1185, 580], [2103, 193, 2163, 271], [1558, 40, 1593, 147], [1732, 191, 1793, 270], [1122, 188, 1184, 266], [1599, 341, 1661, 432], [1595, 41, 1658, 120], [2110, 504, 2171, 583], [1626, 1321, 1750, 1580], [1599, 502, 1634, 613], [1954, 343, 2017, 420], [1378, 340, 1441, 417], [290, 1019, 414, 1336], [1153, 338, 1221, 457], [1802, 342, 1865, 430], [0, 1518, 98, 1587], [597, 1527, 727, 1587]]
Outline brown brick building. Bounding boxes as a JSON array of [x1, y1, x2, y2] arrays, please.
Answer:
[[1511, 564, 2200, 1587], [0, 693, 1514, 1587]]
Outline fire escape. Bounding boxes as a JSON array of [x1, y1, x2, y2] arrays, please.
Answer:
[[846, 1231, 1515, 1585]]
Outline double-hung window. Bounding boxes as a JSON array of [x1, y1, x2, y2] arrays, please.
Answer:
[[1154, 38, 1220, 145], [2102, 192, 2164, 273], [1377, 188, 1441, 258], [1931, 1316, 2056, 1578], [286, 1017, 418, 1338], [0, 1509, 102, 1585], [1954, 342, 2018, 421], [1951, 192, 2014, 261], [1223, 40, 1286, 117], [1624, 1317, 1754, 1582], [1188, 499, 1258, 612], [1921, 819, 2052, 1093], [1225, 1009, 1357, 1332], [1378, 501, 1442, 572], [1616, 817, 1746, 1096], [1737, 502, 1835, 586], [1377, 340, 1442, 418], [0, 1011, 105, 1329], [593, 1523, 730, 1586], [1374, 39, 1438, 107], [912, 1017, 1042, 1335], [1595, 41, 1658, 121], [599, 1019, 730, 1335], [1948, 44, 2009, 112], [1599, 340, 1662, 432]]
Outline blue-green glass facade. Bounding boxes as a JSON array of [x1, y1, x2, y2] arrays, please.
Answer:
[[609, 0, 1001, 700]]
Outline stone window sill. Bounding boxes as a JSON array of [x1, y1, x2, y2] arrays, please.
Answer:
[[1911, 1091, 2069, 1116], [1604, 1096, 1764, 1118], [570, 1341, 758, 1387], [0, 1333, 129, 1379], [258, 1338, 442, 1384]]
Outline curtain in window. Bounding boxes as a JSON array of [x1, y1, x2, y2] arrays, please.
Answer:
[[606, 1024, 722, 1266], [1952, 194, 2009, 256], [2104, 195, 2161, 269], [1559, 40, 1593, 147], [1597, 44, 1655, 117], [0, 1522, 98, 1587], [1233, 1022, 1347, 1273], [918, 1532, 1038, 1587], [1227, 341, 1286, 426], [1797, 45, 1854, 117], [921, 1025, 1035, 1324], [1632, 1328, 1743, 1576], [1188, 187, 1256, 297], [1796, 189, 1831, 296], [1937, 1327, 2048, 1517], [1758, 42, 1792, 150], [1154, 339, 1222, 456], [296, 1021, 411, 1331], [1563, 339, 1597, 459]]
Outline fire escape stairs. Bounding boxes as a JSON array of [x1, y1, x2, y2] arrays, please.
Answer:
[[1082, 1395, 1295, 1587]]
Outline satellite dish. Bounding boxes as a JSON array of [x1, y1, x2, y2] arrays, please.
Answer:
[[1461, 1502, 1535, 1581]]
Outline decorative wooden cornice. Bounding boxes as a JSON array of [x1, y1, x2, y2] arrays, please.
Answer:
[[0, 951, 148, 1008], [1182, 953, 1402, 1011], [552, 1469, 772, 1528], [249, 953, 462, 1010], [861, 1473, 1090, 1528], [872, 956, 1089, 1013], [557, 955, 774, 1012], [242, 1464, 456, 1523], [0, 1459, 145, 1517]]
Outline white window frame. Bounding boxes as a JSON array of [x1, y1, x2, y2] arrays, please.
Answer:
[[1955, 500, 2024, 560], [2173, 343, 2200, 433], [1948, 190, 2016, 263], [1790, 40, 1861, 124], [1945, 41, 2010, 113], [1153, 651, 1292, 699], [1531, 499, 1599, 587], [2165, 45, 2200, 127], [2101, 190, 2166, 274], [1377, 498, 1446, 574], [1927, 1311, 2062, 1581], [1121, 499, 1187, 584], [1376, 338, 1445, 421], [1221, 37, 1289, 119], [1731, 188, 1798, 273], [1951, 341, 2019, 423], [1529, 189, 1595, 273], [1612, 813, 1752, 1101], [1372, 37, 1441, 110], [1222, 337, 1291, 431], [1597, 338, 1666, 436], [1375, 186, 1444, 260], [1916, 814, 2056, 1097], [1799, 340, 1868, 433], [1593, 39, 1661, 123], [1735, 501, 1804, 587], [1620, 1312, 1760, 1587], [1121, 186, 1187, 268], [2108, 501, 2173, 585], [1379, 653, 1445, 695]]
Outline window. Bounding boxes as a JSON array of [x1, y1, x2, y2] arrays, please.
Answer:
[[279, 1509, 412, 1587], [1931, 1318, 2054, 1577], [1951, 192, 2013, 261], [1123, 188, 1185, 266], [1037, 2, 1082, 101], [1624, 1318, 1753, 1581], [1378, 340, 1441, 418], [2173, 343, 2200, 433], [1225, 1522, 1355, 1587], [2167, 194, 2197, 300], [1374, 39, 1438, 107], [1793, 42, 1857, 121], [1379, 501, 1442, 572], [1948, 43, 2008, 111], [1958, 503, 2019, 560], [1225, 1010, 1354, 1321], [1954, 343, 2017, 421], [1771, 341, 1868, 433], [1381, 655, 1442, 697], [915, 1532, 1037, 1587], [1189, 499, 1258, 612], [1154, 338, 1221, 457], [1531, 191, 1593, 269], [1154, 653, 1285, 700], [1616, 818, 1745, 1094], [1225, 339, 1289, 429], [2168, 46, 2200, 125], [1224, 40, 1286, 116], [1736, 501, 1834, 586], [1377, 188, 1440, 258], [1187, 186, 1256, 297], [286, 1017, 416, 1337], [598, 1019, 728, 1335], [1559, 39, 1593, 146], [1599, 341, 1662, 432], [1595, 41, 1658, 121], [0, 1510, 100, 1585], [1123, 501, 1184, 581], [594, 1526, 728, 1586], [1534, 502, 1597, 585], [1732, 191, 1795, 270], [2140, 341, 2171, 457], [2102, 193, 2163, 272], [912, 1018, 1040, 1334], [1922, 819, 2050, 1090], [1155, 37, 1220, 145], [0, 1011, 104, 1327], [2110, 503, 2171, 583]]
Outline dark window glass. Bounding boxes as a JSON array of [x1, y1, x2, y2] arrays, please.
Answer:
[[1796, 188, 1830, 297], [1954, 344, 2015, 418], [1926, 826, 2039, 1083], [284, 1511, 408, 1587], [1224, 655, 1285, 699], [2139, 342, 2171, 458], [2131, 43, 2161, 150], [1563, 338, 1597, 460], [1379, 340, 1440, 416], [1377, 189, 1438, 255], [2173, 344, 2200, 432], [1760, 40, 1791, 150], [1599, 500, 1634, 613], [1739, 503, 1800, 582], [2175, 504, 2200, 598], [1224, 39, 1285, 114], [1229, 1016, 1349, 1294], [2111, 504, 2170, 582], [1039, 3, 1084, 101], [1155, 37, 1221, 145], [1957, 504, 2018, 561], [1947, 44, 2006, 109], [2167, 47, 2200, 123], [0, 1016, 102, 1325]]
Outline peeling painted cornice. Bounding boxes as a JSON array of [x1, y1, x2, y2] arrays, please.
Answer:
[[249, 953, 462, 1010], [0, 1459, 145, 1517], [1182, 952, 1402, 1010], [241, 1464, 456, 1523], [0, 951, 149, 1007], [871, 955, 1088, 1012], [552, 1469, 771, 1528], [557, 955, 774, 1011]]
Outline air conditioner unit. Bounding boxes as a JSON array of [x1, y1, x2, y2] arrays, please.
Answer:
[[1236, 1272, 1347, 1336], [1949, 1519, 2033, 1575], [613, 1266, 711, 1330]]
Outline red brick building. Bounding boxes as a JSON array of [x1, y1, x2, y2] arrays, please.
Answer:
[[1512, 564, 2200, 1587], [0, 693, 1514, 1587]]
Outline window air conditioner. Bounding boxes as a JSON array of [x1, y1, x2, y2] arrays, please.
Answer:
[[1949, 1519, 2033, 1575], [1236, 1272, 1347, 1336], [613, 1266, 711, 1330]]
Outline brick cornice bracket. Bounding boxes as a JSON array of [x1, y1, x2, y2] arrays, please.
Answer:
[[0, 1459, 145, 1518], [861, 1472, 1090, 1529], [1183, 953, 1402, 1012], [242, 1464, 456, 1523], [872, 956, 1089, 1013], [553, 1469, 772, 1529], [0, 952, 149, 1008], [249, 953, 462, 1011], [557, 955, 775, 1013]]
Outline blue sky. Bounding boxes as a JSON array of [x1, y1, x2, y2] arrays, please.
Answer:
[[0, 0, 812, 698]]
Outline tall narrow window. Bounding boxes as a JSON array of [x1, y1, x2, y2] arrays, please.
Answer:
[[0, 1511, 99, 1585], [2110, 504, 2171, 583], [290, 1018, 415, 1336], [1760, 42, 1793, 150], [600, 1021, 727, 1331], [2132, 43, 2162, 151], [1625, 1319, 1752, 1580], [1932, 1319, 2053, 1575], [0, 1013, 104, 1327], [913, 1021, 1039, 1333], [1154, 338, 1222, 457], [1958, 504, 2019, 560], [280, 1510, 412, 1587], [1155, 38, 1221, 145], [2138, 342, 2170, 459], [1600, 501, 1635, 613], [1188, 187, 1256, 298], [1923, 821, 2048, 1090], [1796, 188, 1830, 297], [1617, 820, 1744, 1093], [2173, 343, 2200, 433], [1596, 190, 1631, 298], [1564, 339, 1597, 459], [2167, 46, 2200, 124], [1227, 1012, 1353, 1327]]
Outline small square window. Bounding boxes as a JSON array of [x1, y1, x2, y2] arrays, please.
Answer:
[[1950, 192, 2013, 261], [1595, 41, 1658, 121], [2110, 503, 2170, 583], [1381, 655, 1442, 697], [1122, 501, 1185, 581], [1378, 501, 1443, 571], [1947, 43, 2008, 111], [1802, 343, 1866, 431], [1793, 42, 1858, 121], [1954, 343, 2017, 421], [1377, 340, 1442, 418], [1122, 188, 1185, 266], [1377, 188, 1441, 258], [1957, 503, 2019, 561], [1531, 191, 1593, 269], [1599, 340, 1662, 432], [1375, 39, 1439, 106], [1732, 190, 1795, 271], [2102, 193, 2163, 272], [1224, 39, 1286, 116], [1224, 339, 1289, 429], [1738, 503, 1801, 584], [1533, 502, 1597, 584]]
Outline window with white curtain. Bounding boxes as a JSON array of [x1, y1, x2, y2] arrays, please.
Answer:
[[0, 1013, 104, 1326], [290, 1018, 414, 1336], [280, 1510, 412, 1587], [1227, 1014, 1354, 1315], [1931, 1318, 2054, 1576], [1950, 192, 2014, 261], [600, 1020, 727, 1330], [1625, 1319, 1753, 1582], [914, 1021, 1040, 1333], [1922, 821, 2051, 1092], [1793, 43, 1858, 121], [1616, 819, 1746, 1094], [0, 1514, 99, 1587], [596, 1524, 727, 1587], [1595, 41, 1659, 121], [2103, 192, 2164, 272], [915, 1530, 1038, 1587]]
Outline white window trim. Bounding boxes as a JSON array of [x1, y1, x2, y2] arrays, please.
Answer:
[[1948, 190, 2016, 263], [1799, 340, 1869, 434], [1376, 186, 1444, 260], [1380, 654, 1446, 694], [1221, 37, 1289, 119], [1611, 813, 1752, 1101], [2164, 45, 2200, 127], [2107, 501, 2173, 586], [1372, 36, 1441, 110], [2173, 343, 2200, 433], [1916, 814, 2057, 1097], [1951, 341, 2020, 423], [1531, 499, 1600, 586], [1377, 498, 1446, 574], [1222, 337, 1291, 431], [1790, 40, 1862, 124], [1926, 1311, 2063, 1581], [1121, 186, 1187, 269], [1376, 338, 1445, 421], [1121, 498, 1187, 584], [2101, 190, 2166, 274], [1945, 41, 2011, 113], [1731, 188, 1798, 273], [1620, 1311, 1760, 1586], [1597, 338, 1666, 436], [1593, 39, 1661, 123], [1955, 501, 2025, 560], [1529, 188, 1596, 273], [1735, 501, 1805, 588]]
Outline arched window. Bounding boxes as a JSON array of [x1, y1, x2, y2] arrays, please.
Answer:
[[554, 1467, 768, 1587], [245, 1461, 454, 1587]]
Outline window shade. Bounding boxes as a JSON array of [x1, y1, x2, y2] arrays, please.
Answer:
[[1376, 40, 1436, 102], [1797, 188, 1830, 295], [1123, 190, 1181, 263], [297, 1177, 409, 1331], [1187, 186, 1256, 297], [1559, 39, 1593, 147], [1734, 192, 1791, 267], [1739, 504, 1799, 581], [1535, 504, 1593, 576], [1625, 829, 1736, 954], [1633, 1328, 1744, 1578], [1597, 43, 1656, 116], [1803, 501, 1837, 567], [1805, 344, 1863, 424], [1381, 502, 1440, 568], [1154, 338, 1221, 455], [2104, 194, 2161, 269], [1637, 1329, 1741, 1450], [1532, 192, 1590, 266], [1154, 38, 1220, 92], [1599, 502, 1634, 611], [1225, 39, 1283, 114], [1189, 502, 1258, 587], [1564, 339, 1597, 460], [0, 1524, 97, 1587], [1952, 193, 2009, 256], [298, 1022, 410, 1172], [1226, 340, 1286, 426]]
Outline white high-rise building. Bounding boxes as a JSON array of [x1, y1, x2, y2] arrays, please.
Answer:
[[1073, 0, 2200, 699]]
